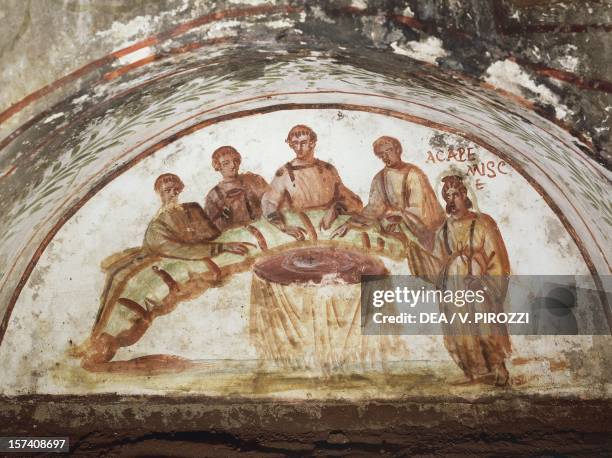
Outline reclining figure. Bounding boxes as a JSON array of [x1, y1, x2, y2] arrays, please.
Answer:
[[73, 173, 251, 373]]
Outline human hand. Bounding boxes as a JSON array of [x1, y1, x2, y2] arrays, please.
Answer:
[[319, 207, 338, 231], [330, 221, 351, 239], [221, 242, 255, 256], [284, 225, 307, 241]]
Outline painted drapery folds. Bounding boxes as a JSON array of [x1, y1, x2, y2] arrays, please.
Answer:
[[1, 108, 608, 399], [75, 123, 516, 380], [1, 4, 612, 454]]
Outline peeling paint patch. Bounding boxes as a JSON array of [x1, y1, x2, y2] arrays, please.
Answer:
[[402, 6, 415, 17], [43, 112, 64, 124], [264, 18, 296, 29], [70, 94, 89, 105], [484, 59, 569, 120], [556, 55, 579, 73], [96, 15, 157, 50], [206, 19, 241, 39], [311, 6, 335, 24], [391, 37, 448, 65], [117, 46, 155, 66]]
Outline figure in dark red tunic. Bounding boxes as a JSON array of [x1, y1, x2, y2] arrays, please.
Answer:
[[203, 146, 269, 232]]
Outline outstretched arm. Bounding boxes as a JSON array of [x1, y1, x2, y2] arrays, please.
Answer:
[[144, 220, 224, 259], [381, 207, 434, 249], [261, 170, 287, 218], [320, 167, 362, 230], [330, 174, 384, 237], [144, 220, 252, 259]]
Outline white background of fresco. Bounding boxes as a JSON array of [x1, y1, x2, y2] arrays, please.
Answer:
[[0, 110, 593, 394]]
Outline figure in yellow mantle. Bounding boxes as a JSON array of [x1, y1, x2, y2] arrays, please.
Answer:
[[332, 136, 444, 277], [432, 175, 511, 386]]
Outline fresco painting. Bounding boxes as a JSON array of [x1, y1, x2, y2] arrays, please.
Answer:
[[0, 110, 601, 397], [430, 175, 512, 386]]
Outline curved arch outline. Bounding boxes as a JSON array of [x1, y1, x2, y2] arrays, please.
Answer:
[[0, 102, 610, 347], [2, 90, 609, 302]]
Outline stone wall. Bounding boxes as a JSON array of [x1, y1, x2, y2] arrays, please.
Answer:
[[1, 0, 610, 163]]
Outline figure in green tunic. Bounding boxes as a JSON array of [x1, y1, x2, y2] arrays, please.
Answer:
[[76, 173, 251, 372]]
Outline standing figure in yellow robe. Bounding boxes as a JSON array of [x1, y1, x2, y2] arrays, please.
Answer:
[[432, 175, 511, 386], [203, 146, 269, 232], [261, 124, 363, 239], [332, 136, 444, 277]]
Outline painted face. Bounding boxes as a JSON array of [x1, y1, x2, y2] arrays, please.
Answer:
[[374, 143, 402, 167], [288, 133, 315, 159], [445, 188, 469, 216], [159, 181, 182, 206], [217, 153, 240, 179]]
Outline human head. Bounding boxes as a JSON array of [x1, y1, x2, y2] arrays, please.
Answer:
[[373, 136, 403, 168], [441, 175, 472, 216], [212, 146, 241, 179], [154, 173, 184, 206], [286, 124, 317, 160]]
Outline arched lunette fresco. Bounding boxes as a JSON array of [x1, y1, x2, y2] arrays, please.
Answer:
[[3, 3, 612, 452], [1, 56, 610, 325], [0, 15, 610, 399], [0, 105, 608, 398], [1, 97, 610, 351]]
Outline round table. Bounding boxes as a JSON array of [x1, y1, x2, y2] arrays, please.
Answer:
[[249, 246, 391, 373]]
